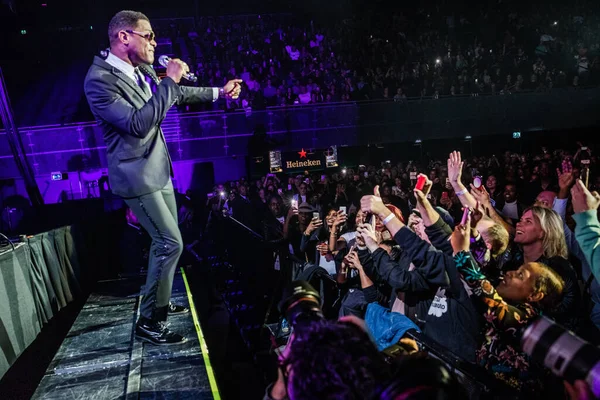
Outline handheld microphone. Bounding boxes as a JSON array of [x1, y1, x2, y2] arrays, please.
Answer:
[[158, 55, 198, 82]]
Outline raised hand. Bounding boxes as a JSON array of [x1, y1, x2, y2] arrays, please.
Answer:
[[345, 251, 363, 271], [332, 212, 348, 229], [470, 182, 492, 209], [451, 212, 472, 254], [287, 206, 299, 219], [557, 160, 576, 191], [360, 185, 386, 216], [571, 180, 600, 213], [305, 218, 323, 235], [447, 151, 464, 184], [356, 223, 379, 250], [414, 173, 433, 203]]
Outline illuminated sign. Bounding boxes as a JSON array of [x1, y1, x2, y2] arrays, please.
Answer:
[[278, 147, 341, 173], [286, 159, 322, 169]]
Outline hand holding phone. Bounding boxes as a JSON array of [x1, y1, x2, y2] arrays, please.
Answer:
[[460, 207, 471, 226], [291, 199, 298, 209], [415, 175, 427, 191]]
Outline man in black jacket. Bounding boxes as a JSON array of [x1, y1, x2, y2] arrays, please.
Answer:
[[84, 10, 241, 345]]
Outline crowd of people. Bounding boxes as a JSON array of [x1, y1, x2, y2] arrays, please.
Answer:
[[193, 142, 600, 399], [161, 0, 600, 113]]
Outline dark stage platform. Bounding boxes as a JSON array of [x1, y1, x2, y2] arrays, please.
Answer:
[[30, 270, 221, 400]]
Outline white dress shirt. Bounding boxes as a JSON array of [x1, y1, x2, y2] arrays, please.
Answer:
[[105, 51, 219, 101]]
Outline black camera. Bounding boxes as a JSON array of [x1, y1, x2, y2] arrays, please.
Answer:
[[278, 280, 324, 331], [521, 316, 600, 397]]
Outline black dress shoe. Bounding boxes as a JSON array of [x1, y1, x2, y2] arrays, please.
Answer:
[[135, 319, 186, 345], [168, 302, 190, 315]]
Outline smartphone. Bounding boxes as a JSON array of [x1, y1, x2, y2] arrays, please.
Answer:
[[583, 168, 590, 188], [339, 206, 347, 215], [220, 191, 226, 198], [364, 172, 369, 178], [410, 171, 417, 180], [291, 199, 298, 209], [313, 212, 320, 220], [460, 208, 471, 225], [207, 192, 214, 198], [473, 176, 482, 189], [288, 184, 292, 190], [415, 175, 426, 191], [581, 147, 588, 151], [278, 188, 283, 195]]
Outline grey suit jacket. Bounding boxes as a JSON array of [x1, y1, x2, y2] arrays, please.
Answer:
[[84, 56, 214, 198]]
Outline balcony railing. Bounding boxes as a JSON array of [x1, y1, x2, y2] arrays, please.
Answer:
[[1, 87, 599, 179]]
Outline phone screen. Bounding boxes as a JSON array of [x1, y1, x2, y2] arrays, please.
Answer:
[[313, 212, 320, 220], [339, 206, 347, 214]]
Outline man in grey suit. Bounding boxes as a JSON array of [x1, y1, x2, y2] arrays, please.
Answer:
[[84, 10, 241, 345]]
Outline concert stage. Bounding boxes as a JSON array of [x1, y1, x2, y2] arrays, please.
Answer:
[[31, 270, 220, 400]]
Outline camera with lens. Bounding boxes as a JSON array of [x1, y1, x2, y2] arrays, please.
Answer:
[[278, 280, 325, 332], [521, 316, 600, 397]]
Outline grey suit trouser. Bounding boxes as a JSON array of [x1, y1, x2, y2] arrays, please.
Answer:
[[124, 180, 183, 321]]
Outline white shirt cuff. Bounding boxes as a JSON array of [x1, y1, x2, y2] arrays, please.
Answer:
[[212, 87, 219, 102]]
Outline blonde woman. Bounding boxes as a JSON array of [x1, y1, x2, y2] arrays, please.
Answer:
[[499, 206, 582, 331]]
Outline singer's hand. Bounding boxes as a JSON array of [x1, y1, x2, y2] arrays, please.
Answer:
[[166, 58, 186, 84], [223, 79, 243, 99]]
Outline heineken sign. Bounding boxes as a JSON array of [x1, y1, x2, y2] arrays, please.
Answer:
[[282, 148, 325, 172]]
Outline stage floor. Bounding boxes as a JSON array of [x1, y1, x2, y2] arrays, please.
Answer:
[[31, 270, 220, 400]]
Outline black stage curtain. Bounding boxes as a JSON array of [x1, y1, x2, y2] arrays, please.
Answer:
[[0, 226, 86, 380]]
